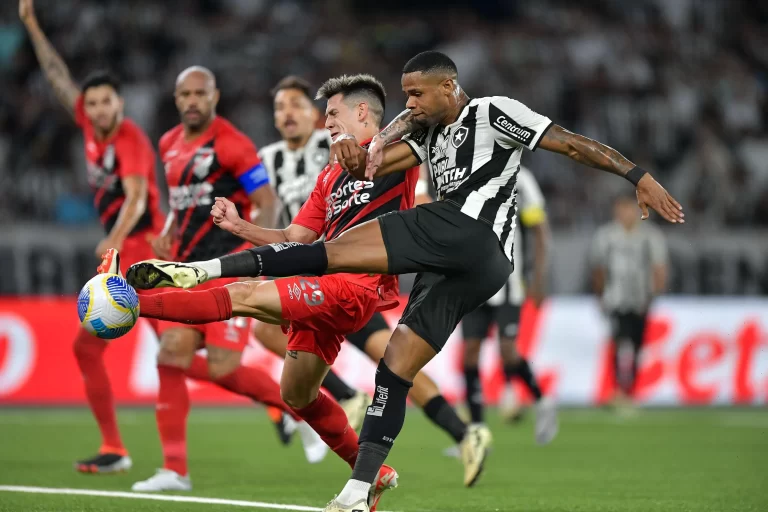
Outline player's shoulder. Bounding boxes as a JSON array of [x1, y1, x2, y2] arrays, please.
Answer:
[[119, 118, 152, 145], [213, 116, 246, 138], [159, 124, 184, 153]]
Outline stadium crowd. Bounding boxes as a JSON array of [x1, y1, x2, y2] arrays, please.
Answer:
[[1, 0, 766, 229]]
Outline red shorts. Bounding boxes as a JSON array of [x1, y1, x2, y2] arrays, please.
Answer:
[[278, 275, 381, 365], [156, 278, 252, 352]]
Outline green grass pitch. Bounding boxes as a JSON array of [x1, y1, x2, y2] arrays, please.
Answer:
[[0, 407, 766, 511]]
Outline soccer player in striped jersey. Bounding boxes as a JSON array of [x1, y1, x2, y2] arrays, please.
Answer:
[[124, 51, 684, 511], [20, 0, 164, 474], [129, 66, 326, 493], [460, 165, 557, 445], [258, 75, 484, 472]]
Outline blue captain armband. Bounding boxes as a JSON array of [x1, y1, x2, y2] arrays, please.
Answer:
[[238, 163, 270, 193]]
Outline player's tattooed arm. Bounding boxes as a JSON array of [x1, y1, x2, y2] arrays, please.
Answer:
[[364, 110, 423, 180], [538, 125, 635, 178], [19, 0, 79, 118], [538, 125, 684, 223], [376, 109, 420, 145]]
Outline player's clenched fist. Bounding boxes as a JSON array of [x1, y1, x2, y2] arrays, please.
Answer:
[[330, 134, 367, 179], [211, 196, 242, 233]]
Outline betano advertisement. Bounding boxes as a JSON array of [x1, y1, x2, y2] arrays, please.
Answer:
[[0, 296, 766, 406]]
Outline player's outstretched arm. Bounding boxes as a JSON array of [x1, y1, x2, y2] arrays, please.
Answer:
[[211, 197, 317, 247], [538, 125, 684, 224], [19, 0, 79, 118]]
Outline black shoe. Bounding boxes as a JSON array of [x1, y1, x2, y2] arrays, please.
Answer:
[[271, 412, 296, 446], [74, 453, 133, 474]]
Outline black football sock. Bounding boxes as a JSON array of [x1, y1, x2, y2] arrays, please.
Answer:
[[217, 242, 328, 278], [463, 366, 484, 424], [322, 370, 357, 401], [423, 394, 467, 443], [351, 359, 412, 484], [505, 359, 542, 401]]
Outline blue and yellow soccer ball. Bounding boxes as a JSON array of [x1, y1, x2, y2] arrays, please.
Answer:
[[77, 273, 140, 340]]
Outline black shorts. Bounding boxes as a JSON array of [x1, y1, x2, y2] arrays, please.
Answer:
[[609, 311, 647, 348], [378, 201, 513, 353], [462, 302, 521, 341], [345, 311, 389, 352]]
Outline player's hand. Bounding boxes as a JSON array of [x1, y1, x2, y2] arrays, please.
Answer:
[[149, 231, 173, 260], [365, 135, 384, 180], [19, 0, 34, 23], [636, 174, 684, 224], [211, 196, 242, 234], [94, 237, 122, 259], [330, 134, 367, 179]]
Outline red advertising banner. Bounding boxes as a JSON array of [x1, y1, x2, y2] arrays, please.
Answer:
[[1, 297, 767, 406]]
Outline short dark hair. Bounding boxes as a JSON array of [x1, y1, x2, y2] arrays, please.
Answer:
[[81, 70, 121, 94], [315, 74, 386, 123], [402, 51, 458, 78], [270, 75, 313, 101]]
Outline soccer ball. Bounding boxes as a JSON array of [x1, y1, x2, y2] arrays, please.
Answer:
[[77, 273, 140, 339]]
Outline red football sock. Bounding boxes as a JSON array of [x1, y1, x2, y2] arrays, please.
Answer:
[[73, 329, 126, 455], [156, 364, 190, 476], [140, 288, 232, 324], [292, 392, 359, 468], [184, 357, 301, 422]]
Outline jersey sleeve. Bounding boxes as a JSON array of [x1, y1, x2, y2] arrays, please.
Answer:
[[488, 96, 553, 151], [74, 95, 87, 129], [114, 124, 155, 179], [291, 167, 330, 235], [218, 129, 270, 193], [401, 128, 430, 164], [516, 167, 546, 227]]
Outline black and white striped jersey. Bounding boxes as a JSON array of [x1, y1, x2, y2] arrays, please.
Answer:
[[258, 129, 331, 226], [486, 166, 546, 307], [402, 96, 552, 261]]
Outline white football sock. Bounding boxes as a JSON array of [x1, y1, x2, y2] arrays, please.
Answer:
[[336, 479, 371, 505], [195, 259, 221, 279]]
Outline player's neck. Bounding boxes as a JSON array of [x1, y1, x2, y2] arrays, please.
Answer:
[[183, 115, 216, 142], [355, 126, 379, 143], [285, 131, 313, 151], [93, 117, 122, 142], [442, 91, 470, 125]]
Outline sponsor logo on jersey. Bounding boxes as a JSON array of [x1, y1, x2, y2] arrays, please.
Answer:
[[325, 179, 374, 219], [489, 103, 534, 146], [169, 182, 214, 210]]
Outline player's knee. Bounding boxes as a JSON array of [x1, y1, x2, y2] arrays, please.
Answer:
[[280, 384, 316, 409], [382, 326, 437, 381], [225, 281, 258, 311], [157, 333, 196, 369], [207, 359, 238, 381], [499, 338, 520, 363]]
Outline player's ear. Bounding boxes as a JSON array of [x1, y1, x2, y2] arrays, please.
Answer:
[[311, 106, 320, 124], [441, 78, 454, 96], [358, 102, 368, 122], [213, 88, 221, 107]]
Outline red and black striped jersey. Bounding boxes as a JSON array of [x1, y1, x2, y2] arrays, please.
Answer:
[[292, 140, 419, 304], [75, 96, 163, 237], [160, 116, 268, 262]]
